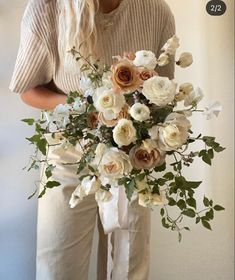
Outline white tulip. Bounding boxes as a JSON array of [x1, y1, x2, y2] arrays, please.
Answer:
[[161, 35, 180, 56], [176, 52, 193, 68], [184, 87, 204, 107], [133, 50, 157, 70], [157, 52, 170, 66]]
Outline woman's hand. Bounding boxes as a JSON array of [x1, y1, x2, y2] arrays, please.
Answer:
[[20, 85, 67, 110]]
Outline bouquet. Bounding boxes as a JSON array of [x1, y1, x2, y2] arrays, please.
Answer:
[[22, 35, 225, 241]]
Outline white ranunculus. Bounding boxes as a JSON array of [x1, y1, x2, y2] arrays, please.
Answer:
[[69, 185, 85, 208], [138, 191, 168, 208], [133, 50, 157, 70], [184, 87, 204, 107], [129, 103, 150, 122], [97, 147, 133, 185], [113, 119, 137, 147], [161, 35, 180, 56], [142, 76, 177, 106], [93, 87, 125, 120], [72, 97, 86, 114], [157, 52, 170, 66], [156, 113, 191, 151], [203, 101, 222, 120], [95, 189, 113, 202], [175, 83, 194, 101], [177, 52, 193, 68], [79, 75, 95, 97], [46, 103, 71, 130], [81, 176, 101, 195]]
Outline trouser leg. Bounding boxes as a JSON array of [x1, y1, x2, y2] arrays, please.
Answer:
[[110, 194, 151, 280], [36, 145, 98, 280]]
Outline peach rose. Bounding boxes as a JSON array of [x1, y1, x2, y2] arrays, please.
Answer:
[[111, 59, 142, 93], [138, 67, 158, 85], [123, 51, 136, 61], [129, 139, 165, 170], [98, 104, 129, 127]]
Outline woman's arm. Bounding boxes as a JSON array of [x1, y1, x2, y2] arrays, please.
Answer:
[[20, 86, 67, 110]]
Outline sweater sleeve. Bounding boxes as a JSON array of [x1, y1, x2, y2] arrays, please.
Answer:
[[8, 2, 53, 94], [155, 3, 176, 80]]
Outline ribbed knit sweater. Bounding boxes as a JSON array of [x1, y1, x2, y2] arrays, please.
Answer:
[[9, 0, 176, 95]]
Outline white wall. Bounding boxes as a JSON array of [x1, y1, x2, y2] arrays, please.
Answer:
[[0, 1, 234, 280]]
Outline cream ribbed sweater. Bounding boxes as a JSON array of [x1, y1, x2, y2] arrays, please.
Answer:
[[9, 0, 176, 95]]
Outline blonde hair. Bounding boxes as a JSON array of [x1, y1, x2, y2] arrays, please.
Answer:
[[57, 0, 99, 74]]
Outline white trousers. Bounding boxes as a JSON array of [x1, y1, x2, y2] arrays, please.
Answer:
[[36, 141, 151, 280]]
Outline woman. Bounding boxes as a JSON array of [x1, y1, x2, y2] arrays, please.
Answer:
[[9, 0, 176, 279]]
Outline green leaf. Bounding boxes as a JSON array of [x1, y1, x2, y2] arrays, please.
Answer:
[[137, 173, 145, 181], [202, 220, 212, 230], [168, 197, 177, 206], [178, 231, 182, 243], [163, 172, 174, 180], [154, 163, 166, 172], [184, 227, 190, 231], [182, 209, 196, 218], [26, 134, 41, 143], [186, 197, 197, 209], [186, 181, 202, 189], [21, 118, 35, 125], [214, 205, 225, 211], [202, 154, 211, 165], [177, 199, 186, 210], [214, 146, 226, 152], [208, 149, 214, 159], [125, 179, 135, 201], [38, 187, 46, 198], [45, 181, 61, 189], [196, 216, 201, 224], [161, 217, 170, 229], [160, 208, 165, 216], [37, 138, 48, 155], [203, 196, 210, 207]]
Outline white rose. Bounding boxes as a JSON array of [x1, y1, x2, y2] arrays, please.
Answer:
[[133, 50, 157, 70], [153, 113, 191, 151], [161, 35, 180, 55], [157, 52, 170, 66], [175, 83, 194, 101], [176, 52, 193, 68], [113, 119, 137, 147], [95, 189, 113, 202], [184, 87, 204, 107], [97, 147, 133, 185], [81, 176, 101, 195], [142, 76, 177, 106], [138, 191, 168, 208], [93, 87, 125, 120], [129, 103, 150, 122]]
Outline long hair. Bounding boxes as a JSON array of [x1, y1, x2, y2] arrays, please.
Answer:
[[57, 0, 99, 74]]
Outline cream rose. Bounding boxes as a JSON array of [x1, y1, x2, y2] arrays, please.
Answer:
[[149, 113, 191, 151], [129, 139, 165, 170], [97, 147, 133, 185], [93, 86, 125, 120], [133, 50, 157, 70], [113, 119, 137, 147], [142, 76, 177, 106], [129, 103, 150, 122]]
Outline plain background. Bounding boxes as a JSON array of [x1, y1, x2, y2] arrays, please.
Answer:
[[0, 0, 234, 279]]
